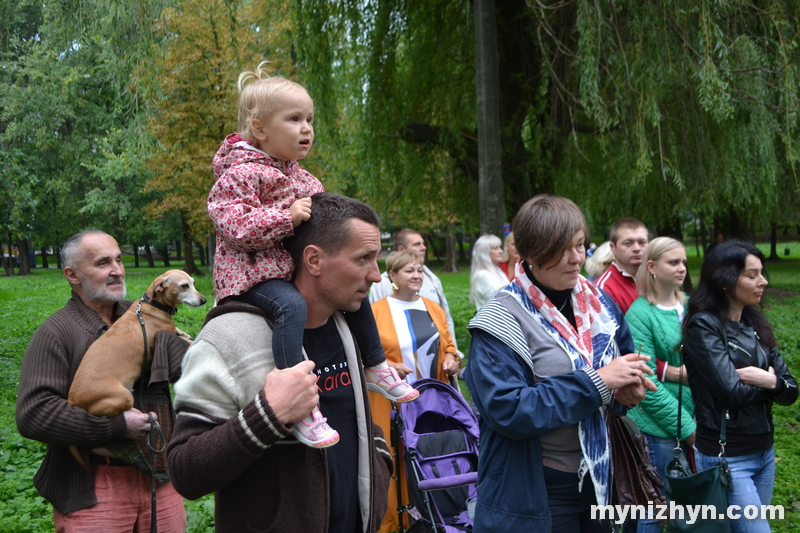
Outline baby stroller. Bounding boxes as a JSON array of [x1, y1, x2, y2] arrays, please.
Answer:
[[392, 378, 480, 532]]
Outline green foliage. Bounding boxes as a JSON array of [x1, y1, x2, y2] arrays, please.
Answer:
[[559, 0, 800, 233], [291, 0, 480, 232]]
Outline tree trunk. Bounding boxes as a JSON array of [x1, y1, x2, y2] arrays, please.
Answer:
[[17, 239, 31, 275], [41, 247, 49, 269], [157, 244, 171, 268], [457, 232, 466, 263], [182, 218, 202, 276], [175, 241, 182, 261], [3, 236, 13, 276], [443, 223, 460, 273], [56, 246, 62, 270], [208, 233, 216, 270], [768, 222, 779, 261], [474, 0, 505, 238], [143, 244, 155, 268], [699, 216, 708, 257], [133, 244, 140, 268], [197, 241, 206, 266], [425, 233, 441, 261]]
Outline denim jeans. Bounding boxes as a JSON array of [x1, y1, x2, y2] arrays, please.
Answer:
[[635, 434, 689, 533], [694, 446, 775, 533], [233, 279, 309, 369], [235, 279, 386, 369]]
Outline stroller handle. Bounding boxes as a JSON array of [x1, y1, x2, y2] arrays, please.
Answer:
[[417, 472, 478, 492]]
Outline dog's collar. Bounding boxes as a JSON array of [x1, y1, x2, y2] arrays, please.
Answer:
[[140, 294, 178, 316]]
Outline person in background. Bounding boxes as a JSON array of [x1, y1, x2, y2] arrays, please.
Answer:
[[583, 241, 613, 283], [683, 240, 797, 533], [464, 195, 656, 532], [369, 250, 461, 533], [499, 232, 520, 281], [16, 230, 188, 532], [595, 218, 649, 313], [624, 237, 695, 533], [469, 234, 508, 310], [370, 228, 462, 360]]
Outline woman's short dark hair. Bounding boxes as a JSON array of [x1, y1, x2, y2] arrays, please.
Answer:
[[512, 195, 589, 268], [685, 240, 776, 348]]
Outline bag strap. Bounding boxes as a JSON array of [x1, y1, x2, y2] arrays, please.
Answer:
[[676, 349, 684, 449], [677, 343, 727, 458]]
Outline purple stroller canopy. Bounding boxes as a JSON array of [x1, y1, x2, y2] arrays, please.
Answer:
[[400, 379, 480, 453]]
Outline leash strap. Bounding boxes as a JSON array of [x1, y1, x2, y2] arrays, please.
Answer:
[[136, 301, 165, 533]]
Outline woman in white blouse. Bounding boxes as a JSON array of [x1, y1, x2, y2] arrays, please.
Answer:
[[469, 234, 508, 310], [369, 251, 460, 533]]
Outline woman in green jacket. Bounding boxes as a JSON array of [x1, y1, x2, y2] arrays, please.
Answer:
[[625, 237, 695, 533]]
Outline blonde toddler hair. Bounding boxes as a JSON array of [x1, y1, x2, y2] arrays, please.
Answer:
[[237, 61, 311, 141]]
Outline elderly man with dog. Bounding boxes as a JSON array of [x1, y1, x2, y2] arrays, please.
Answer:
[[16, 230, 189, 532], [168, 192, 393, 532]]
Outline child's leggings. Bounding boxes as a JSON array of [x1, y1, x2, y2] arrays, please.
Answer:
[[233, 278, 386, 369]]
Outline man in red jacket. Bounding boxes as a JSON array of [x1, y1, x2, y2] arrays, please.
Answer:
[[595, 218, 649, 313]]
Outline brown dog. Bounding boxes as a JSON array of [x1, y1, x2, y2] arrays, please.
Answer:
[[68, 269, 206, 417]]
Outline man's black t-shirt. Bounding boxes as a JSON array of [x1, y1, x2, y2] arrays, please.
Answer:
[[304, 318, 363, 533]]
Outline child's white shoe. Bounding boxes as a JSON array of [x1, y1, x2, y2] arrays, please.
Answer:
[[292, 406, 340, 448], [365, 366, 419, 403]]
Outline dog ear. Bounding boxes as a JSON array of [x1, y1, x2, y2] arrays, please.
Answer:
[[155, 276, 171, 296]]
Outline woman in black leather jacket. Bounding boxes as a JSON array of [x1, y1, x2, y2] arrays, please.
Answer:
[[683, 241, 797, 533]]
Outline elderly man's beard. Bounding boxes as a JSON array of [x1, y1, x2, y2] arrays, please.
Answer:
[[78, 274, 127, 304]]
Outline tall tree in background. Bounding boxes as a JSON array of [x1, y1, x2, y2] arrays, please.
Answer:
[[289, 0, 800, 241], [145, 0, 295, 275], [0, 0, 178, 273], [536, 0, 800, 239], [474, 0, 505, 238], [291, 0, 480, 262]]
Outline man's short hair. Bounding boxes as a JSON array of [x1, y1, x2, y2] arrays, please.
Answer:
[[284, 192, 380, 265], [609, 218, 646, 244], [61, 230, 109, 269], [392, 228, 420, 249]]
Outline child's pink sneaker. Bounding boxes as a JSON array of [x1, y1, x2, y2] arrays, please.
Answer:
[[292, 406, 339, 448], [365, 366, 419, 403]]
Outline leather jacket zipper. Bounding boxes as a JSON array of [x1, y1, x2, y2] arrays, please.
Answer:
[[727, 341, 751, 358]]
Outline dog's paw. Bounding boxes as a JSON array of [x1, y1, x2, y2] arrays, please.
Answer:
[[175, 327, 194, 343]]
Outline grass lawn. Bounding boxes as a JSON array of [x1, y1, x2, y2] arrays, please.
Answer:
[[0, 246, 798, 531]]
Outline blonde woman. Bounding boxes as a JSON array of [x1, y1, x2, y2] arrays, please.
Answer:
[[469, 235, 508, 310], [499, 232, 520, 281], [584, 241, 613, 282], [370, 251, 460, 533], [624, 237, 694, 533]]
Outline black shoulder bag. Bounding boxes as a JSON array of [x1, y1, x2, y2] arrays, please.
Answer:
[[664, 350, 732, 533]]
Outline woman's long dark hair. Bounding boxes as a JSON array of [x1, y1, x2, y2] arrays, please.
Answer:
[[684, 240, 776, 348]]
